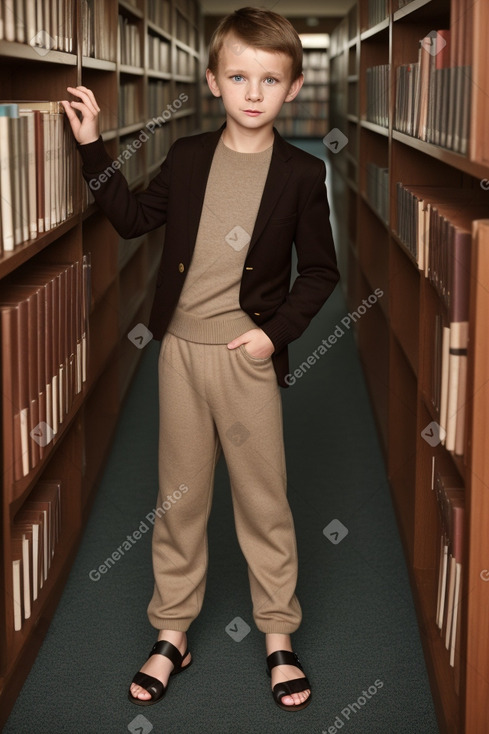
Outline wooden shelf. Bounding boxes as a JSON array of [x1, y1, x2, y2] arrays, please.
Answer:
[[0, 0, 203, 728], [329, 2, 489, 731]]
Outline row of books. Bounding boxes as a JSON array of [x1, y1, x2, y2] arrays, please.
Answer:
[[176, 0, 198, 25], [0, 0, 74, 52], [119, 82, 142, 128], [148, 0, 171, 32], [12, 479, 61, 631], [175, 13, 197, 48], [119, 137, 144, 184], [0, 101, 75, 254], [0, 256, 91, 493], [303, 52, 328, 70], [367, 0, 388, 28], [365, 64, 390, 127], [396, 184, 487, 455], [148, 34, 170, 73], [304, 68, 329, 84], [295, 86, 329, 102], [394, 27, 471, 154], [82, 0, 112, 60], [146, 126, 171, 165], [148, 80, 176, 118], [176, 47, 194, 77], [366, 163, 389, 225], [434, 470, 464, 686], [118, 15, 141, 68]]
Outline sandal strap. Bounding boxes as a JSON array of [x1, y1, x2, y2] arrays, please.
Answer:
[[273, 676, 311, 701], [267, 649, 304, 672], [131, 671, 164, 700], [149, 640, 184, 669]]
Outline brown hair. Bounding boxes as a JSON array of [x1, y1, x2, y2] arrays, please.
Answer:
[[207, 6, 303, 82]]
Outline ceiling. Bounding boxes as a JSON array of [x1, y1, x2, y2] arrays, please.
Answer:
[[200, 0, 355, 18]]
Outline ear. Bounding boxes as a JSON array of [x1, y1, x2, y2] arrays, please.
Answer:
[[206, 68, 222, 98], [284, 73, 304, 103]]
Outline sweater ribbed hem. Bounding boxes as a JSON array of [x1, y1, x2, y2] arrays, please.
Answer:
[[167, 308, 257, 344]]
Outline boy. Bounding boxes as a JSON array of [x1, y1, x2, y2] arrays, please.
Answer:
[[62, 6, 339, 712]]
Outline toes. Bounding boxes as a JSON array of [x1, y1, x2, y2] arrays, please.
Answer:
[[130, 684, 150, 700], [282, 689, 310, 707]]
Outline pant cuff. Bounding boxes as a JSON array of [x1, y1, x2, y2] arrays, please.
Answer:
[[256, 622, 301, 634], [147, 616, 192, 632]]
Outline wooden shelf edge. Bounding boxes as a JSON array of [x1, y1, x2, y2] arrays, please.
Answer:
[[360, 18, 389, 41], [392, 130, 489, 180], [0, 40, 76, 65], [0, 216, 81, 280]]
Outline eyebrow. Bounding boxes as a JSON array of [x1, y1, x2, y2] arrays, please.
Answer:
[[224, 68, 284, 77]]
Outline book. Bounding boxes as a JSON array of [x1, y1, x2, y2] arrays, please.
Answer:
[[0, 261, 90, 492], [0, 101, 75, 252], [394, 27, 472, 154], [396, 186, 488, 456]]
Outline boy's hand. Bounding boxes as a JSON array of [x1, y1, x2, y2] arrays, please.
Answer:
[[60, 86, 100, 145], [227, 329, 275, 359]]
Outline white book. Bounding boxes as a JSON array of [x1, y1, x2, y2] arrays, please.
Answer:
[[450, 563, 462, 666], [437, 541, 448, 629], [19, 115, 30, 244], [21, 533, 31, 619], [15, 0, 25, 42], [11, 116, 23, 246], [446, 323, 469, 452], [12, 559, 22, 631], [31, 522, 39, 600], [0, 113, 15, 251], [25, 0, 36, 46], [444, 554, 456, 648], [42, 111, 51, 231], [19, 110, 37, 239], [439, 326, 450, 439]]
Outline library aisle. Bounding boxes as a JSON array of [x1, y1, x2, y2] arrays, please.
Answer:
[[3, 154, 439, 732], [2, 1, 489, 732]]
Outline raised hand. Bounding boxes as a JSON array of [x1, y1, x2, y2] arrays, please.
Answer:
[[60, 86, 101, 145]]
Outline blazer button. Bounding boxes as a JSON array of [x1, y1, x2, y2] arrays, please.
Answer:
[[254, 312, 261, 316], [178, 262, 185, 273]]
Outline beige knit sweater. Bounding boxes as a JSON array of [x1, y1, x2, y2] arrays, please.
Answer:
[[167, 136, 273, 343]]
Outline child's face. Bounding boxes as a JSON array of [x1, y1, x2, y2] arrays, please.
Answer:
[[206, 33, 303, 135]]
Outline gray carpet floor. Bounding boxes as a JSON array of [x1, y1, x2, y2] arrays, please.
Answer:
[[3, 141, 439, 734]]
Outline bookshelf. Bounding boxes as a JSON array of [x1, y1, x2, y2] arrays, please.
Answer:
[[0, 0, 202, 726], [329, 2, 489, 733]]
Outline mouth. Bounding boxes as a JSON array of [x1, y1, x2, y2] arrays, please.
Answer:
[[243, 109, 263, 115]]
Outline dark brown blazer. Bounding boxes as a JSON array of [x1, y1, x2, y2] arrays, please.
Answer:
[[78, 123, 340, 387]]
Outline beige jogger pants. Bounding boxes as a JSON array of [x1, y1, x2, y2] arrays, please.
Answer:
[[146, 331, 302, 634]]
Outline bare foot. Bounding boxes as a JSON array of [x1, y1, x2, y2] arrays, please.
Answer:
[[129, 629, 191, 702], [266, 633, 310, 707]]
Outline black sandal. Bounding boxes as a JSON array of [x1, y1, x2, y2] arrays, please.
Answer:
[[266, 650, 312, 711], [128, 639, 192, 706]]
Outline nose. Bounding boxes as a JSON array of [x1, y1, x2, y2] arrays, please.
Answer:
[[245, 82, 263, 102]]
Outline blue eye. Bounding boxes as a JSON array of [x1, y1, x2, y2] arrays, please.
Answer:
[[231, 75, 244, 82], [265, 77, 277, 84]]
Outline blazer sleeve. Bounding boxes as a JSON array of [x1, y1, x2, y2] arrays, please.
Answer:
[[77, 136, 172, 238], [260, 161, 340, 353]]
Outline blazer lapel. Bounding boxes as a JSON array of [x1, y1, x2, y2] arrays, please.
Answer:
[[248, 128, 293, 253]]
